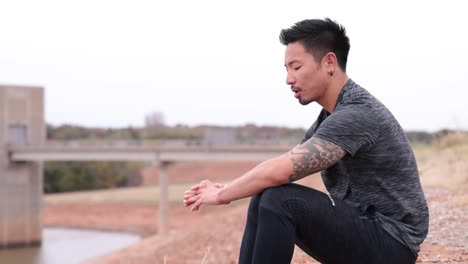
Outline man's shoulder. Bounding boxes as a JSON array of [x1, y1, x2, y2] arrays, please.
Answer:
[[335, 81, 391, 123], [337, 80, 379, 109]]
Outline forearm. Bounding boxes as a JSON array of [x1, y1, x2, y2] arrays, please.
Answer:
[[217, 155, 290, 204], [216, 137, 347, 204]]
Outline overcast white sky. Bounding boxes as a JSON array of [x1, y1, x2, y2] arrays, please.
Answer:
[[1, 0, 467, 132]]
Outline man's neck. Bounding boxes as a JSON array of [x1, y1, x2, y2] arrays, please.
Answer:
[[318, 73, 349, 113]]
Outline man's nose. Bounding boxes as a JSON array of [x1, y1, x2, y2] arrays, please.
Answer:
[[286, 73, 295, 85]]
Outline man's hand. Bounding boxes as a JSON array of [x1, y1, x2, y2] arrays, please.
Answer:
[[183, 180, 227, 211]]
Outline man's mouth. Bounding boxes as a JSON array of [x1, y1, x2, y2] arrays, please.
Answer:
[[292, 88, 301, 98]]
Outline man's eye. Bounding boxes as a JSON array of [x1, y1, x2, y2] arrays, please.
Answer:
[[294, 66, 302, 71]]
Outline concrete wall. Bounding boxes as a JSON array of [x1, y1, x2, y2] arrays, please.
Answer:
[[0, 85, 45, 145], [0, 162, 43, 247], [0, 84, 44, 248]]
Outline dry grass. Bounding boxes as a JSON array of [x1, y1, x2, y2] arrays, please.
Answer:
[[446, 193, 468, 208], [415, 131, 468, 192]]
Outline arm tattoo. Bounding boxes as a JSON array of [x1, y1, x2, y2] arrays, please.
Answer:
[[288, 137, 346, 182]]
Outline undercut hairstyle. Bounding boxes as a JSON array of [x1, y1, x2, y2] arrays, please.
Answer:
[[279, 18, 350, 72]]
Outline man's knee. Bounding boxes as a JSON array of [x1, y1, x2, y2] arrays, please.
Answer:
[[246, 192, 262, 215], [258, 185, 289, 213], [258, 184, 326, 214]]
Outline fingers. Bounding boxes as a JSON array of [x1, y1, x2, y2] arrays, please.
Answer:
[[184, 193, 203, 211], [183, 193, 194, 204], [183, 180, 222, 211], [190, 179, 212, 191], [183, 183, 205, 207], [183, 191, 199, 201], [184, 189, 198, 196], [190, 182, 222, 192], [190, 184, 202, 191], [201, 179, 211, 185], [183, 187, 203, 202], [191, 198, 203, 211], [184, 193, 200, 207]]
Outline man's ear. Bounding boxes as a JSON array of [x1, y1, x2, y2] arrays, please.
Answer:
[[323, 52, 338, 74]]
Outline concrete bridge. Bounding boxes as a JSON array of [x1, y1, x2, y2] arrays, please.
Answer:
[[0, 84, 292, 248], [3, 140, 289, 248]]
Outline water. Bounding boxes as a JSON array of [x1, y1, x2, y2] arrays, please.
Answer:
[[0, 227, 140, 264]]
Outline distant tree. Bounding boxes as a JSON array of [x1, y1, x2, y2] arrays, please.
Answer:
[[126, 126, 141, 140], [44, 161, 143, 193], [144, 111, 166, 138], [145, 112, 165, 127]]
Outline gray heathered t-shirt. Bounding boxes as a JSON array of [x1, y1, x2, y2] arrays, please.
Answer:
[[301, 79, 429, 256]]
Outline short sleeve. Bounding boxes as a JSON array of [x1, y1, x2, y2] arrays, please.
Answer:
[[313, 106, 381, 156], [300, 109, 329, 144], [300, 121, 316, 144]]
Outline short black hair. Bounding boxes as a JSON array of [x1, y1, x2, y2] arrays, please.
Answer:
[[279, 18, 350, 71]]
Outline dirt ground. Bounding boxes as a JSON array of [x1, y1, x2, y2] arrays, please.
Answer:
[[139, 161, 261, 185], [45, 188, 468, 264], [43, 161, 468, 264]]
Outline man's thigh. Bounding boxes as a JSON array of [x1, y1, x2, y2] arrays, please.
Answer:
[[269, 184, 415, 264]]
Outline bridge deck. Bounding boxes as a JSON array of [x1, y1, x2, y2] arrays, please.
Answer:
[[8, 145, 292, 162]]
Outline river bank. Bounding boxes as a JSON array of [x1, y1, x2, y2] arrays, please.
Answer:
[[43, 187, 467, 264]]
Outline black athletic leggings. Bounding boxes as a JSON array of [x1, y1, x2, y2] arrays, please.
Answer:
[[238, 183, 416, 264]]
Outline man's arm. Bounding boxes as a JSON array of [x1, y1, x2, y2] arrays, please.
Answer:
[[184, 137, 346, 210], [287, 136, 347, 182]]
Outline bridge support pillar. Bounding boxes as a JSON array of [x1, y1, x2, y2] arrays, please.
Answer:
[[158, 161, 171, 236], [0, 148, 42, 248]]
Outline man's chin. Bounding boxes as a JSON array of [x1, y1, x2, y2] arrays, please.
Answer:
[[298, 98, 312, 105]]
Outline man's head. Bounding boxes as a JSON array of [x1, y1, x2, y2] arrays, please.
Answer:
[[280, 18, 350, 72], [280, 18, 350, 107]]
